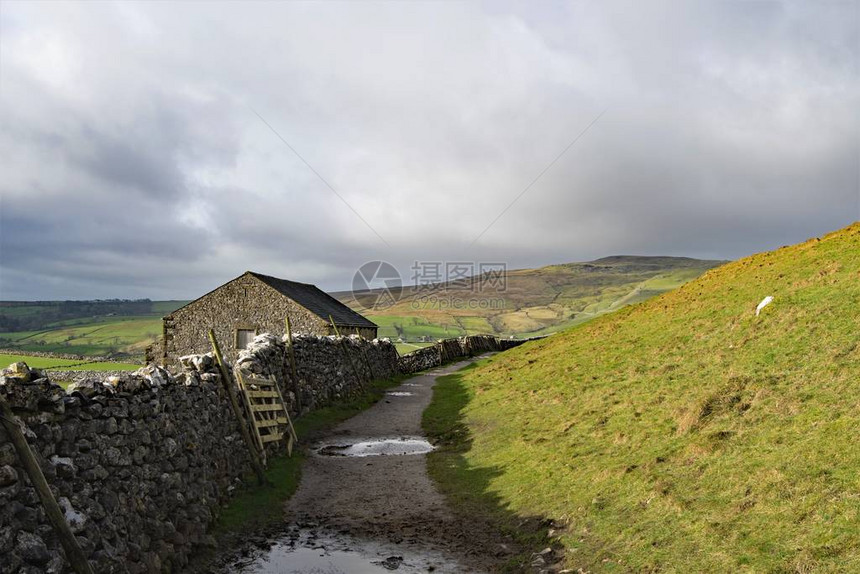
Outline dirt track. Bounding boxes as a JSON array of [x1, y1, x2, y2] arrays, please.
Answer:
[[208, 356, 540, 573], [279, 357, 510, 572]]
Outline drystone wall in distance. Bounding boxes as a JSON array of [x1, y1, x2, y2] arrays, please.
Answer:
[[0, 350, 130, 364], [397, 334, 543, 374]]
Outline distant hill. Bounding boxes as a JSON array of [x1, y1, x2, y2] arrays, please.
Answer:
[[424, 223, 860, 571], [335, 255, 724, 341]]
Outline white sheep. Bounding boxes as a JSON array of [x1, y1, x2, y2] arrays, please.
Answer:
[[755, 296, 774, 316]]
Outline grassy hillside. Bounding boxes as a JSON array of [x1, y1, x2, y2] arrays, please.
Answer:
[[424, 223, 860, 572], [336, 256, 722, 341]]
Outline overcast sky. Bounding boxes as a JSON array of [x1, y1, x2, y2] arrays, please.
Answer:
[[1, 1, 858, 300]]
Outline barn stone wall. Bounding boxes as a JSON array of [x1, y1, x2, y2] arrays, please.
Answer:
[[162, 274, 331, 364]]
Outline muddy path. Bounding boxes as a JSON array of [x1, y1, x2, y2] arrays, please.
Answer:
[[216, 357, 522, 573]]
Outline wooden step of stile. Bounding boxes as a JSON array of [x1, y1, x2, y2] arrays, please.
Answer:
[[235, 371, 299, 461]]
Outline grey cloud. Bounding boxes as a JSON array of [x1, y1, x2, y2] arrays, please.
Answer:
[[0, 1, 857, 300]]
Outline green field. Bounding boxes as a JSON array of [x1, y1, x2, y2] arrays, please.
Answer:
[[0, 353, 141, 372], [0, 300, 188, 359], [393, 341, 435, 355], [371, 317, 452, 355], [424, 223, 860, 572], [0, 317, 162, 357], [368, 315, 467, 341]]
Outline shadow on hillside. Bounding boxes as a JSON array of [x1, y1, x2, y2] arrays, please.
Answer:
[[423, 366, 563, 572]]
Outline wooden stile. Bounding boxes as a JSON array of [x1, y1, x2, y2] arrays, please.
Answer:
[[284, 317, 303, 409], [246, 390, 279, 399], [207, 329, 268, 485], [272, 377, 299, 456], [236, 371, 298, 458]]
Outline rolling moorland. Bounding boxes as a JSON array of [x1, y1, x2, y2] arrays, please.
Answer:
[[0, 256, 721, 362], [423, 223, 860, 572], [335, 255, 724, 343]]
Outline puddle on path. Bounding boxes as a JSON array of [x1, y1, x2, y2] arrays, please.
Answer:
[[386, 391, 414, 397], [401, 383, 420, 387], [225, 529, 471, 574], [314, 437, 434, 458]]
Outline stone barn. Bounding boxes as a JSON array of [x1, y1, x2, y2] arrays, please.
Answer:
[[159, 271, 378, 363]]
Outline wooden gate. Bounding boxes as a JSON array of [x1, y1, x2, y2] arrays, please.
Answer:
[[235, 371, 298, 464]]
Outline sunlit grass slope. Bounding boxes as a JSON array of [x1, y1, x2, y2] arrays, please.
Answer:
[[444, 223, 860, 572]]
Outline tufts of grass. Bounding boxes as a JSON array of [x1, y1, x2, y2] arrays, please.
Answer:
[[426, 223, 860, 572], [423, 362, 556, 572], [212, 453, 304, 535]]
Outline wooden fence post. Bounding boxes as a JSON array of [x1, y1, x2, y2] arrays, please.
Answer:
[[329, 316, 365, 388], [284, 317, 303, 409], [267, 370, 299, 452], [207, 329, 268, 486], [0, 398, 95, 574], [360, 347, 375, 380]]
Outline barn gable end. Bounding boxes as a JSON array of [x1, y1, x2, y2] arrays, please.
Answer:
[[160, 272, 377, 363]]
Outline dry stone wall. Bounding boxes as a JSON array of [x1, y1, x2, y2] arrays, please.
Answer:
[[45, 371, 137, 385], [0, 330, 534, 573], [397, 335, 541, 373], [0, 334, 402, 574], [0, 363, 249, 574], [232, 334, 399, 414]]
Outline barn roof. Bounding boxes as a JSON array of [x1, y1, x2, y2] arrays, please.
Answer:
[[249, 272, 377, 329]]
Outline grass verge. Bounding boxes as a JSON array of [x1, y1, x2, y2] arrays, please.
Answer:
[[433, 223, 860, 572], [422, 361, 555, 572], [212, 374, 410, 535]]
